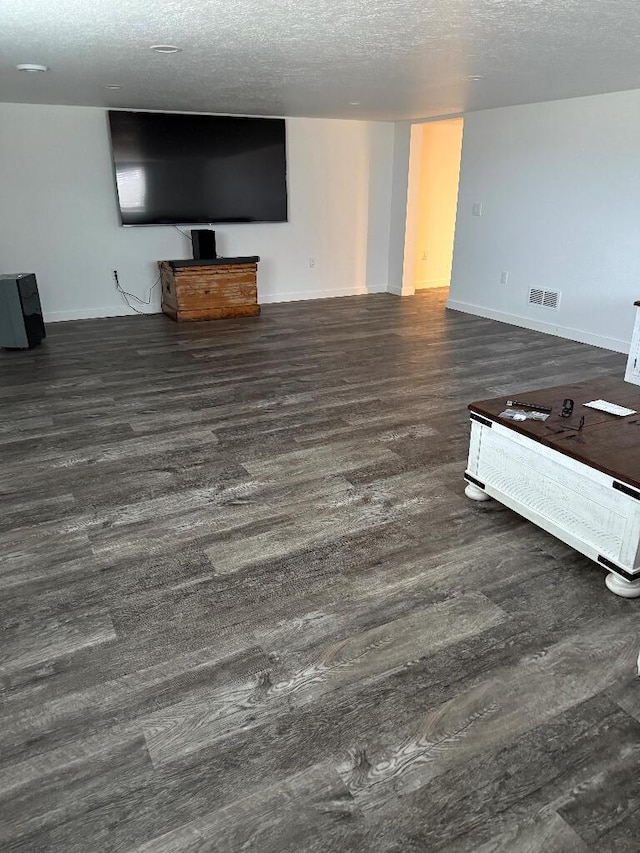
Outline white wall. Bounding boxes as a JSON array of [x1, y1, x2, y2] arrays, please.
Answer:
[[448, 89, 640, 352], [0, 102, 394, 321], [387, 121, 412, 295]]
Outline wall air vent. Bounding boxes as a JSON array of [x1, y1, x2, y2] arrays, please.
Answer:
[[528, 287, 560, 310]]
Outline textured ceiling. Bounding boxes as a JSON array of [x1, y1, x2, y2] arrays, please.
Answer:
[[2, 0, 640, 120]]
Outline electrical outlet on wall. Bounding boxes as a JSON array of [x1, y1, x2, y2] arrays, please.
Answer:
[[500, 271, 509, 285], [422, 250, 428, 261], [308, 257, 316, 268], [472, 202, 483, 217]]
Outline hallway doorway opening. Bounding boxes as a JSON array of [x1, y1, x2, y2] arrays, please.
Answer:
[[402, 118, 464, 296]]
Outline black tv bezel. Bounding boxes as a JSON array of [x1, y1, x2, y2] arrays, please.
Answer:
[[106, 109, 288, 228]]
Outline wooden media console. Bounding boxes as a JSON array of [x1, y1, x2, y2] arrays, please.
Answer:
[[159, 257, 260, 321]]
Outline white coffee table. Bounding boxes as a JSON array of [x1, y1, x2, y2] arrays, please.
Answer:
[[466, 379, 640, 597]]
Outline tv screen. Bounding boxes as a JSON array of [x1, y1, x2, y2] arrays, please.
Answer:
[[107, 110, 288, 226]]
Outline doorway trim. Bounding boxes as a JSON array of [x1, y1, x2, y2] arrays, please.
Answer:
[[399, 115, 464, 297]]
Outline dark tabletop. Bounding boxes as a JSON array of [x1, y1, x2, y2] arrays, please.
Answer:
[[164, 257, 260, 268], [469, 376, 640, 491]]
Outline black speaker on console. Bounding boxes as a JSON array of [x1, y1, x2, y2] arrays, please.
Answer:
[[191, 230, 217, 260], [0, 273, 46, 349]]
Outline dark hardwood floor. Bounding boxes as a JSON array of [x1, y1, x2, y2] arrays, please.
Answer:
[[1, 288, 639, 853]]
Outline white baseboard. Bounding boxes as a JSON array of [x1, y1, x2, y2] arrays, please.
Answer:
[[387, 282, 415, 296], [259, 283, 388, 304], [46, 304, 161, 322], [446, 298, 630, 354], [415, 278, 449, 289], [45, 285, 389, 321]]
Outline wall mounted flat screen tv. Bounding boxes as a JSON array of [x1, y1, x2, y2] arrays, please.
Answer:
[[108, 110, 288, 226]]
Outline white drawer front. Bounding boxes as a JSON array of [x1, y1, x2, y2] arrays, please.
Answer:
[[476, 424, 627, 562]]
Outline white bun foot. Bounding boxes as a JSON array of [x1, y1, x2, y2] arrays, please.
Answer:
[[605, 572, 640, 598], [465, 482, 490, 502]]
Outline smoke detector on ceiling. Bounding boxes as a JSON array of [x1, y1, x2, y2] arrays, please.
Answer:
[[16, 63, 49, 72], [150, 45, 182, 54]]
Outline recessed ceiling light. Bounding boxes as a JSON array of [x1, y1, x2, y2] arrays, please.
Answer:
[[105, 84, 122, 90], [150, 45, 182, 54], [16, 63, 49, 72], [468, 75, 484, 81], [349, 101, 360, 106]]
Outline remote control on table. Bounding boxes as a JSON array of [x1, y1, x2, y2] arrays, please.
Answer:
[[506, 399, 552, 413]]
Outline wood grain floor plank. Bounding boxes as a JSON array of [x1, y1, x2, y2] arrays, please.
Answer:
[[607, 674, 640, 723], [0, 640, 269, 769], [127, 761, 356, 853], [142, 592, 505, 767], [337, 613, 638, 811], [0, 731, 151, 848], [0, 609, 117, 677], [205, 464, 460, 574], [90, 473, 353, 567], [0, 493, 77, 533], [558, 737, 640, 851], [470, 811, 591, 853], [359, 691, 640, 852]]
